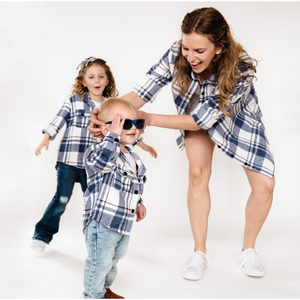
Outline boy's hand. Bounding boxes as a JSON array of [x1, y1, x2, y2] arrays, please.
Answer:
[[136, 204, 146, 222], [35, 133, 50, 156], [107, 114, 124, 137], [137, 140, 157, 158], [88, 108, 104, 137]]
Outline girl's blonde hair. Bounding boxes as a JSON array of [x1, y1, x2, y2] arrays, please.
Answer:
[[174, 7, 257, 117], [71, 58, 119, 99], [97, 97, 137, 122]]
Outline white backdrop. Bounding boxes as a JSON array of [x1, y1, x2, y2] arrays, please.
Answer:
[[1, 1, 300, 298]]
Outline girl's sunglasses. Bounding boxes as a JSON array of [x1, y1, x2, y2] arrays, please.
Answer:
[[105, 119, 145, 130]]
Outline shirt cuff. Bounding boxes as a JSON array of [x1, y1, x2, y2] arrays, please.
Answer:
[[105, 132, 121, 143]]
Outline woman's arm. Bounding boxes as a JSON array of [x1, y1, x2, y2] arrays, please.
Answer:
[[140, 111, 200, 131], [121, 92, 147, 110]]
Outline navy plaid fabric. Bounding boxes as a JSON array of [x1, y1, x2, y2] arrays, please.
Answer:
[[133, 41, 274, 178], [42, 93, 101, 169], [83, 132, 147, 235]]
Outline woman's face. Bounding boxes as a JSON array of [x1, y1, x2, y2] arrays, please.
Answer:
[[182, 32, 221, 77]]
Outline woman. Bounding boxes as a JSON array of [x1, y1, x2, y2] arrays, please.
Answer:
[[88, 7, 275, 280]]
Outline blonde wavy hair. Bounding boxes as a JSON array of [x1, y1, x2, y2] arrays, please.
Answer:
[[71, 58, 119, 99], [97, 97, 137, 123], [174, 7, 257, 117]]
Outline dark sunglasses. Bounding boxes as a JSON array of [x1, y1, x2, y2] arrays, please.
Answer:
[[105, 119, 145, 130]]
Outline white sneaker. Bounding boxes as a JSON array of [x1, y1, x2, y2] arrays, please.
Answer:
[[182, 250, 209, 280], [31, 239, 47, 253], [239, 248, 265, 277]]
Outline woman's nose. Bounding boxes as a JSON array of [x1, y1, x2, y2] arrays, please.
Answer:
[[186, 51, 195, 62]]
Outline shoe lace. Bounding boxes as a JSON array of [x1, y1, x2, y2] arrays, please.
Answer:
[[183, 251, 209, 269], [240, 247, 263, 268]]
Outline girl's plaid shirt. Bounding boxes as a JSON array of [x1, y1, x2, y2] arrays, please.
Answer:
[[132, 41, 274, 178], [42, 93, 101, 169], [83, 132, 147, 235]]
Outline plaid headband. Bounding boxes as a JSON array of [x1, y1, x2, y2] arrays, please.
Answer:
[[76, 56, 96, 70]]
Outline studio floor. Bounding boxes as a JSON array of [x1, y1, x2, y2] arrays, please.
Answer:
[[1, 220, 300, 299]]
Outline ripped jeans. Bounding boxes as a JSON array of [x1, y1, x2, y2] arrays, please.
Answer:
[[33, 162, 87, 244]]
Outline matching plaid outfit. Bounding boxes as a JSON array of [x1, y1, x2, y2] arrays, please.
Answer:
[[33, 93, 101, 244], [133, 41, 275, 178], [82, 132, 147, 299]]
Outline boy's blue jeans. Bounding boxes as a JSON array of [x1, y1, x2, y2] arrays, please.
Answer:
[[83, 220, 130, 299], [33, 162, 87, 244]]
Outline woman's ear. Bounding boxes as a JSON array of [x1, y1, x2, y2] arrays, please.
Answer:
[[216, 43, 224, 55]]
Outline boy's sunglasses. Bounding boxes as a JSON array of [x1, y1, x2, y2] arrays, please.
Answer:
[[105, 119, 145, 130]]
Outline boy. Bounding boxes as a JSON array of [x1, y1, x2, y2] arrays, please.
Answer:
[[83, 98, 147, 299]]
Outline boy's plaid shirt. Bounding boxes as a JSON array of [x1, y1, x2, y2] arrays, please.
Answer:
[[83, 132, 147, 235], [42, 93, 100, 169], [133, 41, 274, 178]]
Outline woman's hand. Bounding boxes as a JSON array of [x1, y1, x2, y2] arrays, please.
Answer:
[[35, 133, 50, 156], [136, 204, 147, 222], [137, 110, 151, 134], [88, 108, 105, 137]]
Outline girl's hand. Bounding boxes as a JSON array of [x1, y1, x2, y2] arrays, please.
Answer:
[[88, 108, 104, 137], [35, 133, 50, 156], [136, 204, 147, 222], [137, 140, 157, 158]]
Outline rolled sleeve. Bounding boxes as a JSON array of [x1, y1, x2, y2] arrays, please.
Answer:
[[132, 42, 179, 103], [42, 99, 71, 140], [191, 98, 224, 130], [132, 135, 143, 147], [84, 132, 121, 174], [192, 70, 254, 130]]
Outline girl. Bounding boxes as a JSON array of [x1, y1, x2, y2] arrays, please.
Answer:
[[31, 57, 155, 253], [89, 8, 275, 279]]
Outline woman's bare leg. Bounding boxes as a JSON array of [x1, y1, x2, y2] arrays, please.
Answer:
[[185, 129, 215, 253], [242, 167, 275, 250]]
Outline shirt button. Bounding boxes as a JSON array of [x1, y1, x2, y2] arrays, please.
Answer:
[[114, 138, 119, 142], [230, 154, 234, 158], [134, 190, 138, 194], [218, 145, 221, 148], [244, 162, 248, 166], [131, 209, 135, 213], [81, 113, 84, 116], [201, 92, 205, 95], [124, 172, 127, 176]]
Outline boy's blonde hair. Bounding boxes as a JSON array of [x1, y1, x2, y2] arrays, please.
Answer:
[[97, 97, 137, 122]]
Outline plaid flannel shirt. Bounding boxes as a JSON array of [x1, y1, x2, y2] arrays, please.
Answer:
[[42, 93, 143, 169], [133, 41, 274, 178], [83, 132, 147, 235], [42, 93, 101, 169]]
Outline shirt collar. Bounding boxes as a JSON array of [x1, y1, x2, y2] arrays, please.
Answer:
[[191, 71, 217, 85], [83, 92, 89, 104], [84, 93, 97, 108]]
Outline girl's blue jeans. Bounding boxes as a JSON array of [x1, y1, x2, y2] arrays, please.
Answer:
[[83, 220, 130, 299], [33, 162, 87, 244]]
